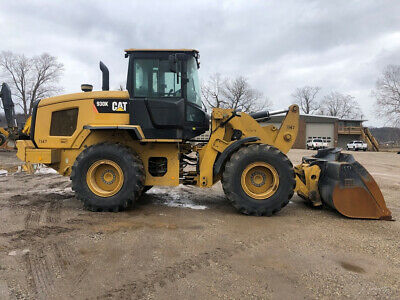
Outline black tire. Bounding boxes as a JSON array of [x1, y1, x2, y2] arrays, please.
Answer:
[[71, 143, 145, 212], [363, 149, 367, 152], [222, 144, 295, 216], [0, 134, 6, 146]]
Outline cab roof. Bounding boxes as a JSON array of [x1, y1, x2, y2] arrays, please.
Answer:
[[124, 48, 198, 53]]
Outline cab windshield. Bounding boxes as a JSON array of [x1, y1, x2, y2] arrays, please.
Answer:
[[186, 57, 202, 107], [133, 55, 202, 108]]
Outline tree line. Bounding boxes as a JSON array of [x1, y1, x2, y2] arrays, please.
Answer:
[[291, 86, 363, 119], [0, 51, 63, 120], [201, 73, 272, 113], [292, 64, 400, 125]]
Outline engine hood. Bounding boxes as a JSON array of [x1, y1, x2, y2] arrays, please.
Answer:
[[38, 91, 129, 108]]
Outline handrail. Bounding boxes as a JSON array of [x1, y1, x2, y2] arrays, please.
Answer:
[[338, 126, 362, 133]]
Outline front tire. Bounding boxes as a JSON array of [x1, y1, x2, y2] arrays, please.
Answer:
[[222, 144, 295, 216], [71, 143, 145, 212]]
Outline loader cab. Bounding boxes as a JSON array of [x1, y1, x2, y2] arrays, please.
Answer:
[[125, 49, 209, 140]]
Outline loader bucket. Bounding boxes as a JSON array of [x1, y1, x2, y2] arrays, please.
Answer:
[[303, 148, 392, 220]]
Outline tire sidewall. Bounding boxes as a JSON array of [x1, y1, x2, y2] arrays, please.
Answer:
[[73, 145, 139, 210], [227, 147, 294, 212]]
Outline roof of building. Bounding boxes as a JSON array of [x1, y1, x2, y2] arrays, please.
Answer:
[[261, 113, 338, 124], [302, 113, 337, 119], [338, 118, 367, 122]]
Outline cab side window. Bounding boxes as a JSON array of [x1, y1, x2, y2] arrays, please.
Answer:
[[134, 59, 181, 98]]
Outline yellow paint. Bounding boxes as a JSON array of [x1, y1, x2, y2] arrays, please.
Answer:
[[240, 162, 279, 199], [86, 159, 124, 197], [294, 163, 322, 205], [22, 117, 31, 135], [24, 148, 60, 164], [0, 127, 9, 138]]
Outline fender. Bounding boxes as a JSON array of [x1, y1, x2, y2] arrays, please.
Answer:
[[213, 136, 260, 176], [82, 125, 144, 140]]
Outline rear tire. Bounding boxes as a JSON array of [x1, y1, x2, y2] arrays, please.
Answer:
[[222, 144, 295, 216], [71, 143, 145, 212]]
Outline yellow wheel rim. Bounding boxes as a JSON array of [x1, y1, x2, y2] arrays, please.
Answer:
[[86, 159, 124, 197], [240, 162, 279, 200]]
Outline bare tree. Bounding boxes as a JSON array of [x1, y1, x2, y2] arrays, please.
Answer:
[[202, 73, 271, 113], [0, 51, 64, 120], [291, 86, 320, 114], [319, 91, 363, 119], [373, 65, 400, 127], [201, 73, 227, 109]]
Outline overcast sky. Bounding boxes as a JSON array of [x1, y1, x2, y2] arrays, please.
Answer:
[[1, 0, 399, 126]]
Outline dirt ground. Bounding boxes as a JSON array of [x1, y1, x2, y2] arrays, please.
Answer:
[[0, 149, 399, 299]]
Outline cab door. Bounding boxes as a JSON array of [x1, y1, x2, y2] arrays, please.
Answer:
[[128, 56, 185, 139]]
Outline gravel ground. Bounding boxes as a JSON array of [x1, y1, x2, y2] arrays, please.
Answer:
[[0, 149, 399, 299]]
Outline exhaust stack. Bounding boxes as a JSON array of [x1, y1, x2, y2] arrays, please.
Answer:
[[99, 61, 109, 91]]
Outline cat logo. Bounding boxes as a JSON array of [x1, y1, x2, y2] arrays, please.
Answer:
[[94, 99, 129, 113], [112, 101, 128, 112]]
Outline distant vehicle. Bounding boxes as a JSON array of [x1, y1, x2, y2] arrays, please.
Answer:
[[306, 138, 328, 150], [347, 140, 367, 151]]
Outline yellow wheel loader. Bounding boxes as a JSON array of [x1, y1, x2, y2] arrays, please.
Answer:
[[6, 49, 391, 219]]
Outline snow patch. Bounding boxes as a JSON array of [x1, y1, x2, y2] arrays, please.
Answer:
[[0, 169, 8, 176], [42, 186, 73, 195], [63, 187, 73, 193], [165, 200, 208, 210], [150, 187, 208, 210], [8, 249, 29, 256], [35, 164, 58, 174]]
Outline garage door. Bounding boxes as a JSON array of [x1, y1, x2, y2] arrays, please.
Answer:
[[306, 123, 334, 147]]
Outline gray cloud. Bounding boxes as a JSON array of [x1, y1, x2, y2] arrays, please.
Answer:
[[1, 0, 399, 126]]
